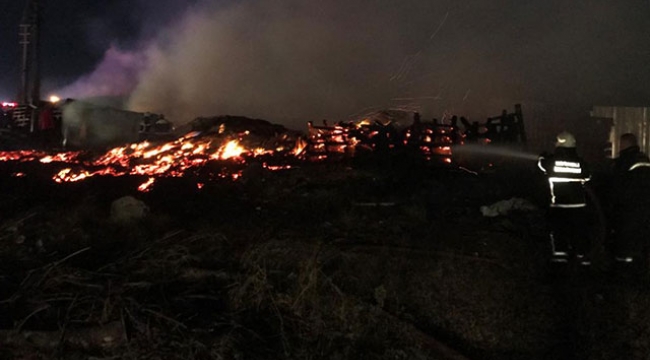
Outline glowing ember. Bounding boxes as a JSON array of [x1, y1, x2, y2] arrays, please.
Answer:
[[54, 168, 90, 183], [0, 150, 82, 163], [0, 150, 48, 162], [292, 138, 308, 156], [0, 116, 456, 191], [138, 177, 156, 192], [213, 140, 245, 160], [264, 164, 292, 171], [38, 128, 306, 184], [40, 156, 54, 164]]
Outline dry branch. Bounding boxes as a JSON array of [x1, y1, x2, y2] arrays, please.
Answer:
[[1, 321, 125, 351]]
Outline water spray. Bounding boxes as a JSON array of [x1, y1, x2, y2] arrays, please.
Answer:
[[453, 144, 539, 161]]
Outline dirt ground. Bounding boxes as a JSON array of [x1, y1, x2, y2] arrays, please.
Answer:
[[0, 157, 649, 360]]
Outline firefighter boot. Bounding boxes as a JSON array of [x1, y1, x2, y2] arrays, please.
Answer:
[[576, 254, 591, 267]]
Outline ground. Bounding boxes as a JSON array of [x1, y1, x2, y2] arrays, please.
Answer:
[[0, 156, 649, 360]]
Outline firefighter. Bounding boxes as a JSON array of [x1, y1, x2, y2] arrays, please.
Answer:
[[609, 133, 650, 272], [38, 102, 56, 146], [538, 131, 592, 265]]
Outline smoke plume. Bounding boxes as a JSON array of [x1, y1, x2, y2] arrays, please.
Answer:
[[127, 0, 445, 127], [55, 0, 650, 129], [56, 44, 146, 100]]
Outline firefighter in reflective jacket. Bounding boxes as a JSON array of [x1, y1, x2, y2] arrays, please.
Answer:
[[609, 133, 650, 269], [538, 131, 592, 265]]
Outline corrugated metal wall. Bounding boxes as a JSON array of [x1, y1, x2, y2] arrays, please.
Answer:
[[591, 106, 650, 157]]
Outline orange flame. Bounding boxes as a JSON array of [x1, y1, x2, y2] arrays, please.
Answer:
[[212, 140, 245, 160], [0, 117, 454, 189]]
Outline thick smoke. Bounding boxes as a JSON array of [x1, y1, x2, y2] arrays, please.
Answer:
[[56, 44, 146, 100], [56, 0, 650, 129], [128, 0, 451, 127]]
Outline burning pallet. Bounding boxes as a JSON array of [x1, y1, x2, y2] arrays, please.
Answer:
[[2, 108, 530, 193], [306, 114, 454, 163]]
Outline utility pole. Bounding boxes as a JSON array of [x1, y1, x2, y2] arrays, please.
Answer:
[[19, 23, 31, 105], [18, 0, 41, 131]]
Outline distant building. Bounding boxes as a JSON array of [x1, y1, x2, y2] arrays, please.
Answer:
[[61, 100, 143, 149]]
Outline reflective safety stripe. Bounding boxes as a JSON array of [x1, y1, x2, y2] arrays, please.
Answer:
[[576, 254, 591, 265], [548, 177, 588, 183], [629, 162, 650, 171], [551, 203, 587, 208], [550, 258, 568, 263], [553, 160, 582, 174], [553, 166, 582, 174], [547, 178, 588, 207], [550, 233, 568, 256], [615, 257, 634, 263], [537, 158, 546, 173], [555, 161, 581, 168]]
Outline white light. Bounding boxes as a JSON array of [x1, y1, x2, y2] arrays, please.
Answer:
[[49, 95, 61, 103]]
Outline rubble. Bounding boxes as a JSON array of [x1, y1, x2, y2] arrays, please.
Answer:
[[110, 196, 149, 223], [480, 197, 538, 217]]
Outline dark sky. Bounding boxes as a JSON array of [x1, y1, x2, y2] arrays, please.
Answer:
[[1, 0, 650, 125], [0, 0, 196, 99]]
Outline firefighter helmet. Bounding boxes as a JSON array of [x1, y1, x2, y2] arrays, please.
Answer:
[[555, 131, 576, 148]]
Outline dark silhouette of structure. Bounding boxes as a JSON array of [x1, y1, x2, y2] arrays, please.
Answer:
[[485, 104, 526, 144], [15, 0, 42, 132]]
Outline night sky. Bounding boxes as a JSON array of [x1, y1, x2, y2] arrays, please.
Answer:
[[1, 0, 650, 126], [0, 0, 197, 99]]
